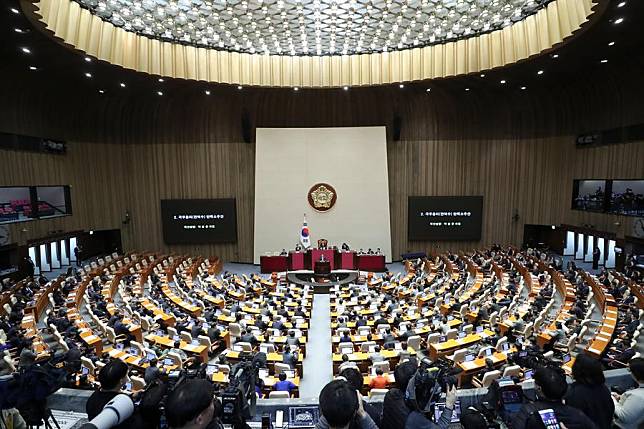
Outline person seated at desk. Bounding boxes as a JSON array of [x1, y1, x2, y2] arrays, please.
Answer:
[[339, 354, 358, 372], [144, 358, 164, 385], [239, 329, 258, 347], [280, 249, 288, 256], [383, 329, 397, 349], [282, 345, 299, 369], [369, 346, 385, 364], [603, 339, 636, 368], [339, 331, 352, 343], [320, 254, 327, 263], [294, 243, 303, 252], [341, 243, 350, 251], [369, 368, 389, 389], [159, 340, 188, 361], [286, 331, 300, 347], [271, 318, 286, 332], [367, 248, 374, 255], [274, 372, 297, 395], [376, 248, 382, 255], [547, 322, 566, 350], [612, 357, 644, 429]]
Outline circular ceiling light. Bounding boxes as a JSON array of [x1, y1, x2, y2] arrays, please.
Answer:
[[73, 0, 554, 56]]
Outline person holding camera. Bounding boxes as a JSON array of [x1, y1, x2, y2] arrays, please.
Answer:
[[86, 360, 135, 429], [511, 367, 598, 429], [165, 379, 223, 429], [316, 380, 378, 429], [405, 383, 457, 429]]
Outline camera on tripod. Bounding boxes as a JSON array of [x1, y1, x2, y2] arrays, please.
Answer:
[[220, 352, 263, 429], [404, 357, 461, 415]]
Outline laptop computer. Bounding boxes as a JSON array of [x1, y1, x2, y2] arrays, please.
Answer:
[[464, 354, 475, 362]]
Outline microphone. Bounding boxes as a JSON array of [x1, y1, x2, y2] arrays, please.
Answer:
[[79, 394, 134, 429]]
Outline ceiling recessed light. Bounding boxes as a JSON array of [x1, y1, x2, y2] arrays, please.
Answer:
[[205, 90, 211, 95], [120, 82, 126, 88], [293, 87, 299, 91], [14, 28, 24, 33], [600, 59, 608, 63], [21, 47, 31, 54], [617, 1, 626, 7], [157, 91, 163, 96], [500, 80, 506, 84], [237, 85, 243, 90], [465, 88, 470, 91], [552, 54, 559, 58], [10, 7, 19, 14], [28, 66, 37, 71], [614, 18, 624, 24], [426, 88, 431, 92], [608, 41, 615, 46], [158, 78, 164, 82], [98, 89, 105, 94], [343, 86, 349, 91], [520, 86, 527, 90], [480, 73, 486, 78], [85, 72, 92, 78], [537, 70, 544, 75], [399, 84, 404, 88], [84, 57, 92, 62]]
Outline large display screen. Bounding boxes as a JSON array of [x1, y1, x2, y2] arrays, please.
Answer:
[[408, 196, 483, 241], [608, 180, 644, 217], [571, 180, 607, 212], [0, 186, 72, 224], [160, 199, 237, 244]]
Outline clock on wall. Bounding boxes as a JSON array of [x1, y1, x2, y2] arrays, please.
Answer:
[[633, 218, 644, 238]]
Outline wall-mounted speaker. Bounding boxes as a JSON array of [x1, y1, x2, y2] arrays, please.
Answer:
[[392, 114, 402, 141], [241, 108, 252, 143]]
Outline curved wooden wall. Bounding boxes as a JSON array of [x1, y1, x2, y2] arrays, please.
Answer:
[[30, 0, 599, 88], [0, 60, 643, 262]]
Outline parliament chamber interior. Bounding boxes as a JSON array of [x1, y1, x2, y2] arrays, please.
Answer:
[[0, 0, 643, 428]]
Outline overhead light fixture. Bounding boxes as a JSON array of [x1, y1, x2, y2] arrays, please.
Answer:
[[84, 57, 92, 62], [614, 18, 624, 24], [28, 66, 38, 71], [157, 90, 163, 96], [552, 54, 559, 58], [343, 86, 349, 91], [500, 80, 506, 84], [158, 78, 164, 82], [520, 86, 527, 90], [205, 90, 211, 95], [426, 88, 431, 92], [465, 88, 470, 92], [537, 70, 544, 75], [85, 72, 92, 78], [293, 87, 299, 91], [399, 84, 404, 88], [608, 41, 615, 46], [237, 85, 243, 90], [99, 89, 105, 94], [617, 1, 626, 7], [10, 7, 19, 14], [21, 47, 31, 54], [480, 74, 486, 78], [120, 82, 126, 87], [600, 59, 608, 63], [14, 28, 24, 33]]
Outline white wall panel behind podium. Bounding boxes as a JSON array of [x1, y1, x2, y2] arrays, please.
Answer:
[[254, 127, 392, 264]]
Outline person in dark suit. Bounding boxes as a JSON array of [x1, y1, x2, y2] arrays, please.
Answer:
[[592, 247, 601, 270], [565, 354, 614, 429]]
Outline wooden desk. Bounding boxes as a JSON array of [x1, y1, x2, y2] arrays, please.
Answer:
[[428, 329, 494, 360], [144, 334, 209, 363]]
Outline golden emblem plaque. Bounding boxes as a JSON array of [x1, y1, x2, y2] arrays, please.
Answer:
[[307, 183, 337, 212]]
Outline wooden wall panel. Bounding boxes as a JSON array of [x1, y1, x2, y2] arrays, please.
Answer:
[[0, 60, 643, 263]]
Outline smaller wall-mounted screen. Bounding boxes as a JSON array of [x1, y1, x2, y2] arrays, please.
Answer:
[[608, 180, 644, 217], [0, 187, 33, 223], [408, 196, 483, 241], [36, 186, 72, 219], [0, 186, 72, 225], [571, 180, 607, 212], [161, 199, 237, 244]]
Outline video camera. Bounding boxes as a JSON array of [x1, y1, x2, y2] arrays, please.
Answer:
[[220, 352, 262, 429], [405, 357, 461, 415]]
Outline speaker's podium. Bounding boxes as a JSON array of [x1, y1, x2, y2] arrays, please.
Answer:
[[314, 260, 331, 276]]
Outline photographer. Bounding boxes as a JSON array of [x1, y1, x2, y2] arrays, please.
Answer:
[[165, 379, 222, 429], [86, 360, 135, 429], [406, 383, 457, 429], [316, 379, 378, 429], [511, 367, 597, 429]]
